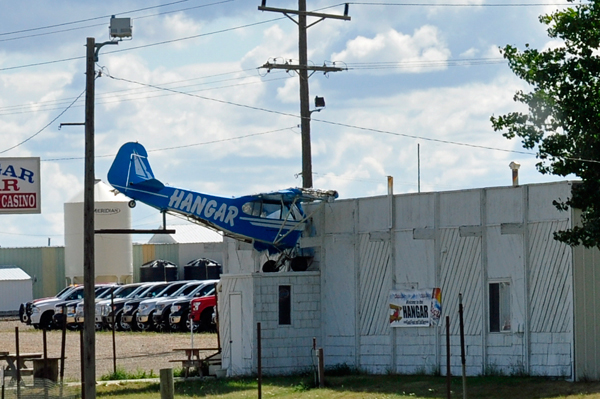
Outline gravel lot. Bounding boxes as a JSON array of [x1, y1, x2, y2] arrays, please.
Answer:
[[0, 318, 219, 381]]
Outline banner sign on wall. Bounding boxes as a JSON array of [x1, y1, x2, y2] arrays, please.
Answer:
[[389, 288, 442, 327], [0, 157, 41, 214]]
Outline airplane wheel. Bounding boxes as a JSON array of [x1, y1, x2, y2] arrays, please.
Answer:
[[291, 257, 309, 272], [262, 260, 278, 273], [128, 200, 136, 208]]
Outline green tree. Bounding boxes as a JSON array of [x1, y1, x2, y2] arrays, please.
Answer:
[[491, 0, 600, 248]]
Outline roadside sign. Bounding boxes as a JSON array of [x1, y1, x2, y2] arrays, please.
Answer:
[[0, 157, 41, 214]]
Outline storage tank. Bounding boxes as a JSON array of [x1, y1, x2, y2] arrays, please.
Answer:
[[139, 260, 178, 282], [184, 258, 222, 280], [64, 179, 133, 284]]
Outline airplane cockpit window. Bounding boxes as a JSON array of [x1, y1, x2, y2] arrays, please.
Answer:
[[242, 201, 262, 217], [242, 200, 300, 220], [262, 202, 282, 219]]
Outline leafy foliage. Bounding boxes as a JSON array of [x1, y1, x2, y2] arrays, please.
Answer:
[[491, 0, 600, 248]]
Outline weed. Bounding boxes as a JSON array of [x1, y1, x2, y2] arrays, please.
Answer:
[[100, 367, 158, 381], [324, 363, 360, 376]]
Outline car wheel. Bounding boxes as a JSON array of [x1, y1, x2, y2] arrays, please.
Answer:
[[19, 304, 27, 323], [186, 317, 200, 333], [136, 314, 152, 332], [40, 311, 54, 331], [129, 311, 140, 331], [116, 312, 131, 332], [199, 308, 216, 332]]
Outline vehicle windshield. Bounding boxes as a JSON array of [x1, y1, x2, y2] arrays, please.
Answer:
[[157, 283, 186, 297], [97, 286, 121, 299], [57, 286, 77, 300], [55, 286, 73, 298], [191, 284, 215, 298], [124, 285, 149, 299], [175, 283, 200, 297], [112, 285, 141, 299], [138, 284, 169, 298]]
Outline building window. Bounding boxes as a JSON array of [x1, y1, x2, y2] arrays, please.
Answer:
[[489, 282, 511, 332], [279, 285, 291, 325]]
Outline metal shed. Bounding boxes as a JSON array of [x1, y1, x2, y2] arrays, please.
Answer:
[[0, 266, 33, 313]]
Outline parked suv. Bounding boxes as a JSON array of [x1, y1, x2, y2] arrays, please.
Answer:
[[169, 288, 216, 332], [95, 283, 145, 330], [28, 285, 85, 330], [135, 281, 196, 331], [53, 285, 116, 330], [75, 284, 121, 330], [101, 283, 162, 331], [154, 280, 217, 332], [20, 285, 72, 324], [121, 282, 172, 330], [186, 294, 217, 332]]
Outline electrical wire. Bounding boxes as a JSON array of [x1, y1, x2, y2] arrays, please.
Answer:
[[0, 0, 194, 36], [0, 0, 235, 43], [347, 2, 578, 6], [0, 87, 87, 155], [41, 126, 297, 162]]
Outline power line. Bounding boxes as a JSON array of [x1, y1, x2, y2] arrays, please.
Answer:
[[41, 126, 297, 162], [0, 0, 235, 43], [0, 0, 193, 36], [0, 16, 284, 72], [348, 2, 577, 6], [0, 88, 87, 155]]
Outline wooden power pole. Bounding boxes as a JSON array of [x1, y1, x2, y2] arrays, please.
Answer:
[[258, 1, 350, 188]]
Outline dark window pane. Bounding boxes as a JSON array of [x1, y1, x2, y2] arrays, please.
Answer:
[[489, 283, 500, 332], [279, 285, 291, 325]]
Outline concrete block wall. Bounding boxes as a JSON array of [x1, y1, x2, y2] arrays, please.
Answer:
[[254, 272, 321, 375], [360, 335, 392, 373], [530, 332, 572, 377], [395, 328, 438, 374]]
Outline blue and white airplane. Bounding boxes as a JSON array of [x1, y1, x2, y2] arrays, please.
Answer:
[[107, 142, 337, 259]]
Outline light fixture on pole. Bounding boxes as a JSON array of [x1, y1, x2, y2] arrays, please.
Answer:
[[82, 16, 131, 399]]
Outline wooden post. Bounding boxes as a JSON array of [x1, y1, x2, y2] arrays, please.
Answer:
[[111, 290, 117, 375], [446, 316, 451, 399], [15, 327, 20, 399], [160, 368, 174, 399], [60, 305, 67, 383], [459, 294, 467, 399], [257, 322, 262, 399], [80, 328, 85, 399], [318, 348, 324, 388]]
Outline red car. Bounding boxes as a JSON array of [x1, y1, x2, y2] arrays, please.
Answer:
[[188, 295, 216, 332]]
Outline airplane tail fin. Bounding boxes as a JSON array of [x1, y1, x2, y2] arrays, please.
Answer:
[[107, 142, 165, 194]]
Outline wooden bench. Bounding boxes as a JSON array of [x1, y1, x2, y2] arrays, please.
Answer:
[[171, 348, 221, 377]]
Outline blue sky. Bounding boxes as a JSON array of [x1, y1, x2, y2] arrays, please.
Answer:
[[0, 0, 572, 247]]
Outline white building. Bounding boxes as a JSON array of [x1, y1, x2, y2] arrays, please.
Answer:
[[218, 181, 600, 381], [0, 266, 33, 313]]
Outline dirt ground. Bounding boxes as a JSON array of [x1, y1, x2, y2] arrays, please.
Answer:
[[0, 318, 219, 381]]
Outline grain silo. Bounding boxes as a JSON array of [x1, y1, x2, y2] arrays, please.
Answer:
[[64, 179, 132, 284]]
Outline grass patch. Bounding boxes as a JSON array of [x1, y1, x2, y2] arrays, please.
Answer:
[[100, 367, 158, 381], [92, 374, 600, 398]]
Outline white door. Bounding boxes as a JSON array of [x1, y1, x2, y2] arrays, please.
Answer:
[[229, 293, 243, 375]]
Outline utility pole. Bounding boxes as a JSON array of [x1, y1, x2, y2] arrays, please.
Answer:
[[82, 18, 130, 399], [258, 1, 350, 188], [83, 37, 96, 399]]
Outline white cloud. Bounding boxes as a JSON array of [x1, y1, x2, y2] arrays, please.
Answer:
[[331, 26, 451, 74]]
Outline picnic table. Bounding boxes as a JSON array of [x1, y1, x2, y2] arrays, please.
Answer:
[[170, 347, 220, 377], [0, 352, 42, 383]]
